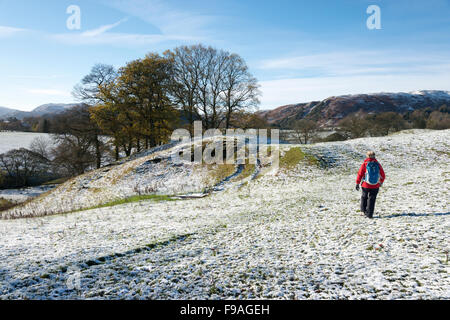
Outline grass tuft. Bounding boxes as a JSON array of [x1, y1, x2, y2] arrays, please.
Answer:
[[280, 147, 319, 169], [0, 198, 16, 212], [72, 194, 177, 213], [206, 164, 236, 185]]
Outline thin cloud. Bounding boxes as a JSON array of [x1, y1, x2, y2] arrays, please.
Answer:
[[259, 50, 450, 77], [104, 0, 215, 38], [51, 32, 201, 46], [81, 18, 128, 37], [50, 14, 203, 46], [28, 89, 71, 96], [259, 73, 450, 109], [8, 75, 67, 80], [3, 1, 214, 47], [0, 25, 28, 37]]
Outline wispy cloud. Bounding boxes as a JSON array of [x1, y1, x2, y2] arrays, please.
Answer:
[[257, 48, 450, 108], [3, 1, 214, 47], [259, 72, 450, 109], [51, 32, 200, 46], [51, 14, 203, 46], [28, 89, 71, 96], [81, 18, 128, 37], [259, 50, 450, 77], [104, 0, 215, 38], [8, 75, 67, 80], [0, 25, 28, 38]]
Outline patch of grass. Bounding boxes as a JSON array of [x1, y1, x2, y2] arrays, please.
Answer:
[[238, 193, 249, 199], [240, 181, 250, 188], [240, 164, 256, 179], [206, 164, 236, 185], [90, 187, 103, 194], [280, 147, 319, 169], [382, 270, 395, 276], [0, 198, 16, 212], [280, 147, 304, 169], [209, 285, 220, 295], [73, 194, 177, 213], [42, 177, 70, 185], [111, 165, 136, 185]]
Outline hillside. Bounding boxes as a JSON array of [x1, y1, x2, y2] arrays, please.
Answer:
[[258, 90, 450, 127], [0, 129, 448, 299], [0, 103, 80, 120], [1, 137, 269, 218], [0, 106, 18, 118]]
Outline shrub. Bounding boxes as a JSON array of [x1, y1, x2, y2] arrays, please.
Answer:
[[426, 111, 450, 130], [0, 148, 52, 187], [320, 132, 347, 142]]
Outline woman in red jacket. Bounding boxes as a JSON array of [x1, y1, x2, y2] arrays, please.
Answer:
[[356, 151, 385, 218]]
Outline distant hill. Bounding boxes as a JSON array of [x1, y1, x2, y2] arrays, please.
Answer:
[[258, 90, 450, 128], [0, 103, 80, 120], [0, 106, 18, 118]]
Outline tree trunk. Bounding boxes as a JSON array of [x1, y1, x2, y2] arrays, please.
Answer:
[[136, 138, 141, 153], [95, 134, 101, 169], [115, 145, 119, 161]]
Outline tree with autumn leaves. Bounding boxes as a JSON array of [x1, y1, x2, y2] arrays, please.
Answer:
[[73, 44, 261, 161], [90, 54, 178, 158]]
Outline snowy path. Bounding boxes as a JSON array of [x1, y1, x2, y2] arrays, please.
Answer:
[[0, 129, 448, 299]]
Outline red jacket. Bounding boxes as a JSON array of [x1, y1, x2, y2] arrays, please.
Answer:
[[356, 158, 385, 189]]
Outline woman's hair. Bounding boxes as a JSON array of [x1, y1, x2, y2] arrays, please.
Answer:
[[366, 151, 376, 158]]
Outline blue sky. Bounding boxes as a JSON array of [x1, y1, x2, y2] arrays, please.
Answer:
[[1, 0, 449, 111]]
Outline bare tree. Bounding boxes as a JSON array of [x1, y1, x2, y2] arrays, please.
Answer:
[[427, 110, 450, 129], [29, 136, 52, 160], [0, 148, 51, 187], [338, 114, 368, 139], [166, 44, 260, 131], [291, 119, 319, 144], [222, 54, 260, 128], [72, 64, 117, 105], [72, 64, 117, 167], [165, 45, 203, 133], [51, 105, 108, 172], [51, 137, 96, 176]]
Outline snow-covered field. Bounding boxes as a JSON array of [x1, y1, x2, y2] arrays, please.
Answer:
[[0, 132, 51, 154], [0, 185, 57, 203], [0, 129, 448, 299]]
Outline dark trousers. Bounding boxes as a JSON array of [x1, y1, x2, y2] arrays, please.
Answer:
[[361, 187, 379, 218]]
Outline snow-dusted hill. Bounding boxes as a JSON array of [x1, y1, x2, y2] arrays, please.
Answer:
[[259, 90, 450, 127], [1, 137, 266, 219], [0, 129, 448, 299], [0, 103, 80, 120], [0, 106, 17, 118]]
